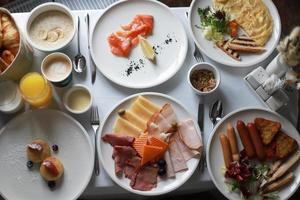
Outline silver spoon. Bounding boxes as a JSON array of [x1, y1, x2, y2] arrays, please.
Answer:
[[73, 16, 86, 73], [209, 100, 223, 127]]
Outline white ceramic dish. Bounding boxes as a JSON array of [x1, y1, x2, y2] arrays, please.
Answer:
[[0, 109, 94, 200], [90, 0, 188, 88], [97, 92, 201, 196], [26, 2, 77, 52], [188, 0, 281, 68], [63, 84, 92, 114], [207, 107, 300, 200], [187, 62, 220, 95]]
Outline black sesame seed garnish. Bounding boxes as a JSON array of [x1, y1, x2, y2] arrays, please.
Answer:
[[48, 181, 56, 189], [26, 161, 33, 169], [52, 144, 59, 152]]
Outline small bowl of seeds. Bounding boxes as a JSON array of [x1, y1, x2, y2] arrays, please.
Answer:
[[187, 62, 220, 95]]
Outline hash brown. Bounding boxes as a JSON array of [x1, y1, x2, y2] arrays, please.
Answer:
[[254, 118, 281, 145]]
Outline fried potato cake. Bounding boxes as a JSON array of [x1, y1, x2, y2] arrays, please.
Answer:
[[254, 118, 281, 145]]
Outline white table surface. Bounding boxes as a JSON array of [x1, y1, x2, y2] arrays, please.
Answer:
[[0, 8, 298, 199]]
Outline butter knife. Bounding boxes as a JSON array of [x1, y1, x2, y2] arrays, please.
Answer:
[[197, 99, 205, 172], [86, 14, 96, 84]]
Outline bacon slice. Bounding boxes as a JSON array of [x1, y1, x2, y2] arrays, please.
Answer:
[[178, 119, 203, 150]]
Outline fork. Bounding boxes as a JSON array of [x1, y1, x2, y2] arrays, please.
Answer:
[[91, 106, 100, 176], [185, 12, 204, 63]]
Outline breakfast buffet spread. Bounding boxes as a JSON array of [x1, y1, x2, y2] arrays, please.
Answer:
[[0, 0, 299, 200]]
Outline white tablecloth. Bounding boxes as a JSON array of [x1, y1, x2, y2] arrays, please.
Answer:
[[0, 8, 298, 199]]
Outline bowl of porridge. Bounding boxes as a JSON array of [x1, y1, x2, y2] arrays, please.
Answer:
[[26, 2, 76, 52]]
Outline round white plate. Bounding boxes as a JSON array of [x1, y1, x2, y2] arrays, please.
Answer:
[[207, 107, 300, 200], [188, 0, 281, 67], [0, 110, 94, 200], [91, 0, 188, 88], [97, 92, 200, 196]]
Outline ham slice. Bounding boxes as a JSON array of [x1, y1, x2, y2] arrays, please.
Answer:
[[124, 156, 141, 180], [174, 133, 199, 161], [168, 137, 188, 172], [178, 119, 203, 150], [164, 150, 175, 178], [102, 134, 135, 146], [130, 165, 158, 191], [160, 103, 177, 125], [112, 146, 137, 176]]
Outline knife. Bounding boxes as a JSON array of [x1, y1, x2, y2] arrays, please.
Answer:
[[86, 14, 96, 84], [197, 100, 204, 132]]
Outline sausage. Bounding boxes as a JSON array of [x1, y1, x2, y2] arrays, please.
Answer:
[[219, 133, 233, 168], [247, 123, 266, 161], [227, 123, 240, 161], [236, 120, 256, 158]]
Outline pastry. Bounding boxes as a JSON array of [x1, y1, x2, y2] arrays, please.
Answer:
[[26, 139, 51, 163], [40, 156, 64, 181]]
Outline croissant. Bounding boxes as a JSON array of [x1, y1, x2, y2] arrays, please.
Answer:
[[1, 50, 14, 65], [1, 13, 20, 56]]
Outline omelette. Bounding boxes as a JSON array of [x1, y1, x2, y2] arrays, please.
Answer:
[[213, 0, 273, 46]]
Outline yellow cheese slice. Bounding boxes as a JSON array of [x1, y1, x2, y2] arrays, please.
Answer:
[[113, 117, 142, 138], [129, 101, 154, 121], [136, 96, 160, 113], [120, 110, 147, 131]]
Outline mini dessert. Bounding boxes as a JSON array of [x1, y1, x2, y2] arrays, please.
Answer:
[[190, 69, 216, 92], [26, 139, 51, 163], [40, 156, 64, 181]]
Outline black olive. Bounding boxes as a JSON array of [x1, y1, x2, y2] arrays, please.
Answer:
[[52, 144, 59, 152], [26, 161, 33, 169], [157, 159, 166, 167], [158, 168, 166, 176], [48, 181, 56, 189]]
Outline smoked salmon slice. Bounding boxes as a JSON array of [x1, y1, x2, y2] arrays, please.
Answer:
[[107, 14, 154, 57]]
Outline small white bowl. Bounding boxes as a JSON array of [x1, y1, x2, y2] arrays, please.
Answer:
[[187, 62, 220, 95], [26, 2, 77, 52], [63, 84, 92, 114]]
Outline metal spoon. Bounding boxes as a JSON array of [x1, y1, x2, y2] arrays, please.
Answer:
[[209, 100, 223, 127], [73, 16, 86, 73]]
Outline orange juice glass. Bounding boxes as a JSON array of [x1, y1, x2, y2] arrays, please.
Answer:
[[19, 72, 52, 108]]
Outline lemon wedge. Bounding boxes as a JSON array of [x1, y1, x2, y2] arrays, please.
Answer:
[[139, 36, 155, 61]]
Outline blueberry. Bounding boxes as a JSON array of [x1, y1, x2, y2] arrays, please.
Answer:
[[48, 181, 56, 189], [52, 144, 59, 152], [158, 167, 166, 176], [157, 159, 166, 167], [27, 161, 33, 169]]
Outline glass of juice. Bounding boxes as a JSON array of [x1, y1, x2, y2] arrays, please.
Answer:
[[19, 72, 52, 108]]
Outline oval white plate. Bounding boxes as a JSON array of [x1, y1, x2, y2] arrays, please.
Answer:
[[91, 0, 188, 88], [0, 110, 94, 200], [207, 107, 300, 200], [188, 0, 281, 67], [97, 92, 200, 196]]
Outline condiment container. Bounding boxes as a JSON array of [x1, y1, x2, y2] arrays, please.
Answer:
[[187, 62, 220, 95], [41, 52, 73, 87], [0, 81, 24, 113], [0, 8, 33, 81], [63, 84, 92, 114]]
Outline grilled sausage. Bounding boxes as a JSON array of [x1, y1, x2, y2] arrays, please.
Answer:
[[219, 133, 233, 168], [247, 123, 266, 161], [236, 120, 256, 158], [227, 123, 240, 161]]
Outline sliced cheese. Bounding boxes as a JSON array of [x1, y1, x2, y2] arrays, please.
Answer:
[[113, 117, 142, 138], [133, 132, 148, 156], [136, 96, 160, 113], [120, 110, 147, 131], [129, 100, 154, 121], [141, 145, 163, 166]]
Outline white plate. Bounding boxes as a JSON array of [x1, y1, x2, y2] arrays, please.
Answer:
[[91, 0, 188, 88], [207, 107, 300, 200], [0, 110, 94, 200], [97, 92, 200, 196], [188, 0, 281, 67]]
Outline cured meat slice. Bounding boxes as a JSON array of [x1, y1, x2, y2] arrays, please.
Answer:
[[168, 138, 188, 172], [160, 103, 177, 125], [173, 133, 199, 161], [124, 156, 141, 180], [112, 146, 137, 176], [130, 165, 158, 191], [102, 134, 135, 146], [164, 150, 175, 178], [147, 112, 171, 133], [178, 119, 202, 150]]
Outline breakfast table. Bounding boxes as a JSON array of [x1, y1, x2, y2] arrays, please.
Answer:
[[0, 4, 299, 199]]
